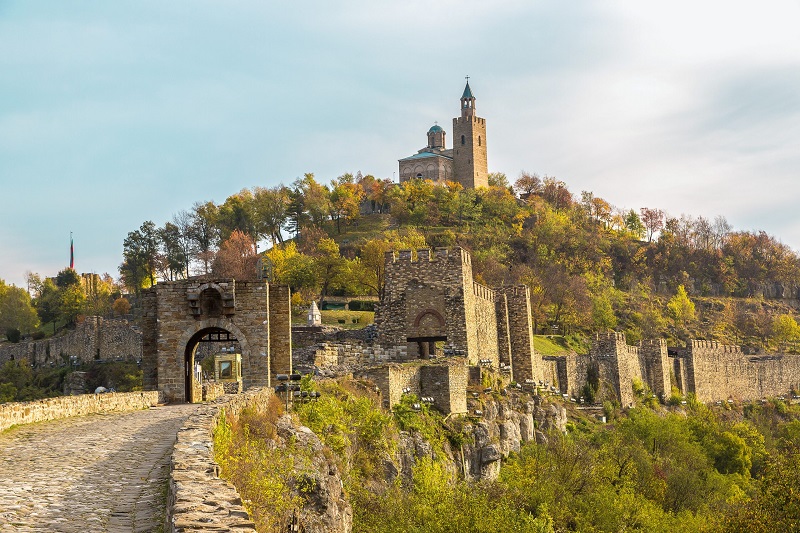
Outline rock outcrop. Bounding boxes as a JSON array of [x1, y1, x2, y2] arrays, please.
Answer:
[[391, 392, 568, 484], [275, 415, 352, 533]]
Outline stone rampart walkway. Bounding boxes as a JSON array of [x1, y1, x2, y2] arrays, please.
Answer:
[[0, 403, 198, 532]]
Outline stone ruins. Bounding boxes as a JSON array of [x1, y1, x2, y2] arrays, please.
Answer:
[[5, 247, 800, 409], [297, 246, 800, 410]]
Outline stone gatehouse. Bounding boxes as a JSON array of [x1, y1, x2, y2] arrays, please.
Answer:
[[141, 279, 291, 403], [371, 247, 543, 398]]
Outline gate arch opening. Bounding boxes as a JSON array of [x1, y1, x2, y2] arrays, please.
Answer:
[[183, 327, 240, 403], [408, 308, 447, 358]]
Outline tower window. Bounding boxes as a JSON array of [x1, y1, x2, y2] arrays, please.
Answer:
[[478, 136, 481, 146], [461, 135, 465, 145]]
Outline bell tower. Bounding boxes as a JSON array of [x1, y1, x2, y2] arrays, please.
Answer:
[[452, 78, 488, 189]]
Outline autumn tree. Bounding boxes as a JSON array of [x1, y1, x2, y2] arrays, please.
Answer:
[[354, 230, 427, 301], [262, 242, 317, 294], [313, 238, 352, 303], [330, 176, 365, 233], [513, 172, 542, 197], [771, 314, 800, 351], [112, 296, 132, 316], [212, 230, 259, 280], [119, 221, 159, 292], [81, 273, 115, 316], [217, 189, 257, 243], [640, 207, 664, 243], [624, 209, 646, 240], [296, 173, 332, 230], [189, 201, 219, 275], [487, 172, 510, 189], [541, 176, 572, 210], [667, 284, 696, 335], [0, 279, 39, 334], [157, 221, 189, 280], [252, 185, 290, 246]]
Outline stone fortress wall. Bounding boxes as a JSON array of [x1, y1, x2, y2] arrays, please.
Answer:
[[361, 247, 540, 413], [0, 316, 142, 367], [565, 333, 800, 405], [357, 361, 468, 415], [6, 255, 800, 411]]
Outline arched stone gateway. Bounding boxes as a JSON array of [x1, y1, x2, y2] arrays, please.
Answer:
[[141, 279, 292, 403], [408, 308, 447, 358]]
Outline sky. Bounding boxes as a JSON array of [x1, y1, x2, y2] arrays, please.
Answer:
[[1, 1, 799, 289]]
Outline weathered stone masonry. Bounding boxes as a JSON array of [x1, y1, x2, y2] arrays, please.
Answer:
[[141, 279, 292, 403], [374, 247, 540, 383], [0, 317, 142, 367], [366, 247, 541, 413], [566, 333, 800, 405]]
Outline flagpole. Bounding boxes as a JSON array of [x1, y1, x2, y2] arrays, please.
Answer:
[[70, 232, 74, 270]]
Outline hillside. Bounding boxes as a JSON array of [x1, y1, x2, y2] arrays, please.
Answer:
[[215, 374, 800, 533], [101, 172, 800, 354]]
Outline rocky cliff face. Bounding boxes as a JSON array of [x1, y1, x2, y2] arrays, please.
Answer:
[[275, 415, 352, 533], [392, 393, 568, 483], [460, 394, 568, 481]]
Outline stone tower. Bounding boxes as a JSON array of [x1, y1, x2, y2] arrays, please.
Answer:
[[452, 80, 488, 189]]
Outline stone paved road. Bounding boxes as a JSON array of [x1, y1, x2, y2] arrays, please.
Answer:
[[0, 404, 198, 533]]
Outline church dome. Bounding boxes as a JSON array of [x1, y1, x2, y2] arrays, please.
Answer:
[[428, 124, 444, 133]]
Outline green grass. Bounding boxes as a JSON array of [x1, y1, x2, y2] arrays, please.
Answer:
[[321, 310, 374, 328], [291, 309, 374, 329], [330, 213, 393, 246], [533, 335, 573, 356]]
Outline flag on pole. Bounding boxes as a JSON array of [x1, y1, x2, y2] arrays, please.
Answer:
[[70, 233, 74, 269]]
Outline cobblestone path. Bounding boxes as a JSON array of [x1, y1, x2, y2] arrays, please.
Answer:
[[0, 404, 198, 532]]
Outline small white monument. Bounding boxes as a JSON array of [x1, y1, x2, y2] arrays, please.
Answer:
[[307, 301, 322, 326]]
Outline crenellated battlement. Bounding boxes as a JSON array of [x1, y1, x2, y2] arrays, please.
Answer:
[[453, 116, 486, 126], [384, 247, 469, 265], [640, 339, 667, 348], [690, 340, 742, 353], [472, 282, 495, 302], [494, 285, 529, 298], [595, 331, 626, 343]]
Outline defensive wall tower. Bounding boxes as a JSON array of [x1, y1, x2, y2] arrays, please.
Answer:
[[638, 339, 671, 398], [375, 247, 493, 363], [494, 285, 540, 383]]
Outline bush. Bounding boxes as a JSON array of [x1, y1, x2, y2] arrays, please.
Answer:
[[348, 300, 375, 311], [5, 328, 21, 343], [112, 297, 131, 316], [84, 361, 142, 392]]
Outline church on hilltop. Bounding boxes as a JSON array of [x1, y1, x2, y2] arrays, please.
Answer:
[[398, 80, 488, 189]]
